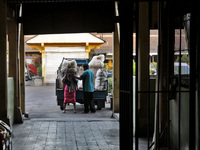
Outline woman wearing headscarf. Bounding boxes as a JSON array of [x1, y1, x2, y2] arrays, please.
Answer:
[[62, 73, 77, 113]]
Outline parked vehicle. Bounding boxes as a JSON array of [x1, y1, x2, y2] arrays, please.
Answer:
[[150, 63, 157, 75], [25, 63, 29, 81], [25, 56, 38, 80], [56, 58, 108, 110], [174, 62, 190, 74], [107, 70, 113, 77]]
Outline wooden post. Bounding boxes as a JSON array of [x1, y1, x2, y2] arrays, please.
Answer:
[[119, 0, 133, 149], [113, 1, 120, 113], [138, 2, 149, 136], [85, 43, 90, 58], [158, 2, 169, 147], [0, 0, 10, 125], [8, 15, 23, 123], [20, 24, 25, 114], [41, 50, 46, 83]]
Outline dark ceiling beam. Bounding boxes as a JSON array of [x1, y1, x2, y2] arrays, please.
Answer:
[[7, 0, 114, 4], [21, 1, 115, 34]]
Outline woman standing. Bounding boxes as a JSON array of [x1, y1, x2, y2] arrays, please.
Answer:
[[62, 73, 77, 113]]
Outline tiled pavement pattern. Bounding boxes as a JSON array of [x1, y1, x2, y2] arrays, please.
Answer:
[[11, 84, 119, 150], [12, 120, 119, 150], [11, 84, 149, 150]]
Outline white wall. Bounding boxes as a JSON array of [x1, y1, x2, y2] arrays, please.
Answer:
[[7, 77, 14, 125], [45, 47, 86, 83]]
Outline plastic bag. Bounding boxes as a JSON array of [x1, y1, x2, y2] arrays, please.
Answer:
[[61, 60, 77, 74]]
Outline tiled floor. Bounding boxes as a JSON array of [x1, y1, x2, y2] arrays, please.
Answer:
[[11, 84, 149, 150], [12, 120, 119, 150], [12, 84, 119, 150]]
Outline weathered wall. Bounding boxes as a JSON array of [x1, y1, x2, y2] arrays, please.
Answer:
[[7, 77, 14, 125], [45, 47, 86, 83], [170, 87, 190, 150], [133, 76, 156, 136]]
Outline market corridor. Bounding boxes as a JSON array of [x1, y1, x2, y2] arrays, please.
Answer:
[[12, 84, 119, 150]]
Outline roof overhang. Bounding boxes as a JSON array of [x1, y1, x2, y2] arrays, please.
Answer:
[[7, 1, 193, 35], [17, 1, 115, 35]]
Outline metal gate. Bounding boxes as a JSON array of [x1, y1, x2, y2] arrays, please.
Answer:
[[123, 1, 199, 150]]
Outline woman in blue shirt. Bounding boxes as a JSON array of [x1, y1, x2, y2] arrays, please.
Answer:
[[74, 63, 96, 113]]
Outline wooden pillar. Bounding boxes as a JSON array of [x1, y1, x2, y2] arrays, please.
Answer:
[[20, 24, 25, 114], [138, 2, 149, 136], [41, 50, 46, 83], [157, 2, 169, 146], [189, 3, 197, 149], [113, 1, 120, 113], [196, 10, 200, 150], [18, 5, 26, 115], [0, 0, 10, 125], [119, 0, 133, 149], [85, 43, 90, 58], [8, 15, 23, 123]]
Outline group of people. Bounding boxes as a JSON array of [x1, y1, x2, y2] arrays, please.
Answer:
[[61, 63, 96, 113]]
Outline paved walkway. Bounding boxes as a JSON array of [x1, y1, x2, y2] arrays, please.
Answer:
[[13, 120, 119, 150], [12, 83, 119, 150]]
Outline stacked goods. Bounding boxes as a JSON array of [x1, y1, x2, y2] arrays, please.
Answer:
[[57, 68, 63, 89], [77, 66, 84, 89], [61, 59, 77, 74], [78, 66, 84, 76], [57, 60, 77, 89], [77, 80, 83, 89], [88, 54, 105, 68], [88, 54, 105, 87], [95, 69, 108, 90]]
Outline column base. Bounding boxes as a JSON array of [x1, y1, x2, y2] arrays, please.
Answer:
[[14, 107, 23, 124]]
